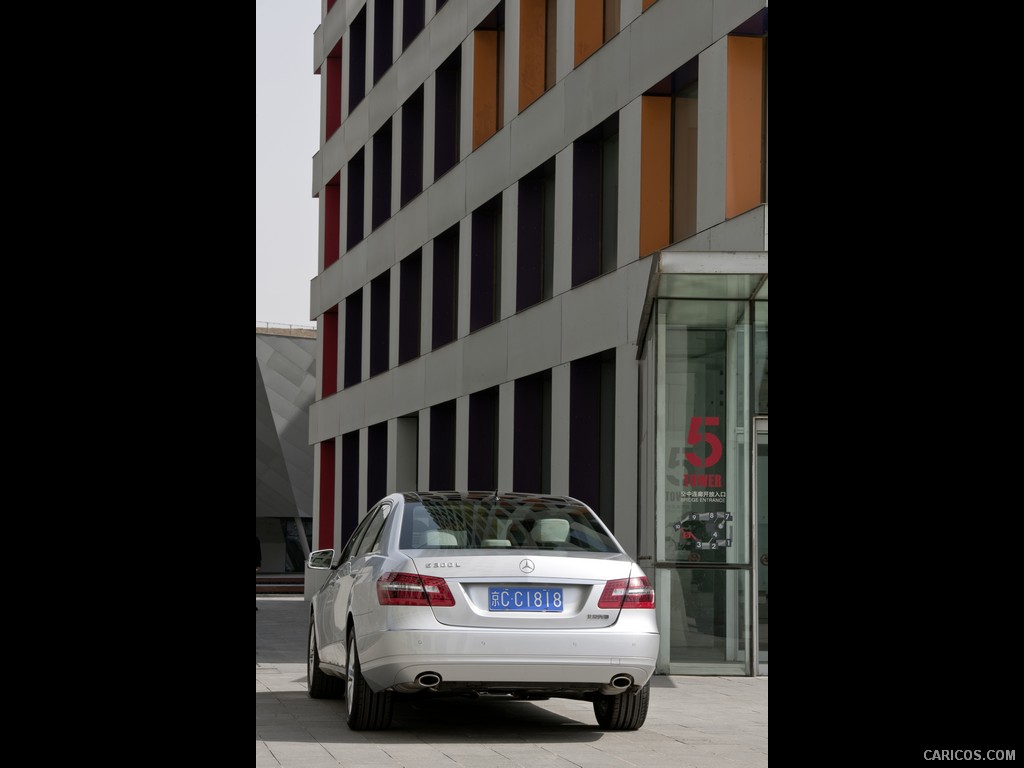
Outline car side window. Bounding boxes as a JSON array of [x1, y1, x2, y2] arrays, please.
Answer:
[[354, 502, 390, 558], [338, 505, 379, 564]]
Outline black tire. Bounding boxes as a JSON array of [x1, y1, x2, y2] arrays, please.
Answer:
[[593, 682, 650, 730], [345, 632, 393, 730], [307, 616, 344, 699]]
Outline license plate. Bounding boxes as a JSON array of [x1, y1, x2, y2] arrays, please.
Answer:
[[488, 587, 563, 612]]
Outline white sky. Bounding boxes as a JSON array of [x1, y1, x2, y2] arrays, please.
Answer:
[[256, 0, 321, 328]]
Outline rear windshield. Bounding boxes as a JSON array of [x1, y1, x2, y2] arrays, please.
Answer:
[[399, 497, 621, 553]]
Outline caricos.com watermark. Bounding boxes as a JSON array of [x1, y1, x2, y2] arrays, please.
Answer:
[[923, 750, 1015, 761]]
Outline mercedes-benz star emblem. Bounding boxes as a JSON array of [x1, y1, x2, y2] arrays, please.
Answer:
[[519, 559, 535, 574]]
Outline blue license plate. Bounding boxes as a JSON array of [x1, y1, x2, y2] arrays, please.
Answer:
[[488, 587, 563, 612]]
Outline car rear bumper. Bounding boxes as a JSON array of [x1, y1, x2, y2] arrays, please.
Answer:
[[356, 628, 659, 692]]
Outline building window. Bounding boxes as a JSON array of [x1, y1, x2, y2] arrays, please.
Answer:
[[519, 0, 555, 111], [473, 3, 504, 149], [468, 388, 498, 491], [340, 431, 359, 543], [401, 87, 424, 206], [430, 400, 456, 489], [326, 40, 342, 138], [324, 172, 340, 268], [572, 0, 620, 65], [347, 148, 365, 250], [318, 438, 335, 549], [726, 34, 766, 219], [432, 226, 459, 349], [572, 114, 618, 286], [434, 49, 461, 181], [402, 0, 425, 50], [349, 8, 367, 111], [322, 306, 338, 396], [343, 289, 363, 387], [398, 250, 422, 364], [370, 272, 390, 377], [514, 370, 551, 493], [470, 195, 501, 332], [641, 58, 697, 255], [372, 119, 393, 230], [569, 349, 616, 529], [516, 159, 554, 311], [367, 421, 388, 503], [373, 0, 394, 84]]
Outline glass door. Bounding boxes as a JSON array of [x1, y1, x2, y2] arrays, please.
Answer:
[[754, 417, 768, 674]]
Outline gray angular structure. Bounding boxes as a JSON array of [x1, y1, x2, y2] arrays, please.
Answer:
[[256, 327, 316, 572]]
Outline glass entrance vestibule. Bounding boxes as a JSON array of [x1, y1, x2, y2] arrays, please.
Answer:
[[636, 251, 768, 675]]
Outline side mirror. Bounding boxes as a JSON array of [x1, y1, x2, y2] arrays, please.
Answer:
[[308, 549, 335, 570]]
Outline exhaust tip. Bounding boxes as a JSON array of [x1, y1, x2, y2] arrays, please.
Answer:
[[415, 672, 442, 688], [610, 674, 633, 689]]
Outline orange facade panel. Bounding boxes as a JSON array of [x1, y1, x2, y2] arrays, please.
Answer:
[[473, 30, 499, 149], [640, 95, 671, 257], [726, 36, 765, 219], [519, 0, 546, 111], [642, 0, 657, 10], [575, 0, 603, 66]]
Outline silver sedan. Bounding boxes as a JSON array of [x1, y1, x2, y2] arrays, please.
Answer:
[[306, 491, 659, 730]]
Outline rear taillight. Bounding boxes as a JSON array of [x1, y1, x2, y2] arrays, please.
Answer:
[[377, 572, 456, 607], [598, 577, 655, 609]]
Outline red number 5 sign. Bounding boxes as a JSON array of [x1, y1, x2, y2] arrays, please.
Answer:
[[685, 416, 722, 468]]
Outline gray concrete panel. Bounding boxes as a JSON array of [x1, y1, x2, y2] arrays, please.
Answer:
[[709, 204, 767, 251], [322, 7, 345, 67], [614, 342, 638, 557], [358, 426, 369, 517], [552, 146, 573, 295], [503, 0, 520, 128], [561, 271, 627, 361], [500, 186, 518, 320], [393, 355, 427, 415], [420, 241, 434, 355], [696, 37, 727, 232], [389, 265, 401, 369], [510, 82, 565, 181], [461, 321, 508, 393], [367, 218, 397, 282], [455, 394, 470, 491], [398, 18, 432, 107], [628, 0, 713, 98], [506, 295, 562, 378], [314, 24, 325, 75], [321, 128, 345, 192], [362, 277, 372, 380], [498, 381, 515, 491], [365, 369, 396, 429], [550, 362, 570, 495], [625, 255, 653, 346], [338, 383, 367, 436], [341, 243, 369, 304], [312, 150, 323, 199], [459, 35, 474, 161], [429, 0, 469, 72], [417, 406, 431, 490], [396, 415, 419, 490], [713, 0, 767, 41], [466, 127, 511, 212], [621, 0, 642, 29], [369, 66, 399, 138], [422, 74, 436, 185], [457, 218, 472, 338], [309, 272, 321, 322], [427, 163, 467, 240], [394, 192, 431, 265], [343, 99, 370, 164], [423, 338, 464, 407], [555, 0, 573, 82], [617, 97, 642, 269], [563, 32, 630, 142]]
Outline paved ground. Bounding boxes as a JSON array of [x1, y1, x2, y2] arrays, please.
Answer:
[[257, 596, 768, 768]]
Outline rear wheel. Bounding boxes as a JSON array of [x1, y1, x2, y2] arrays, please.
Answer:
[[593, 682, 650, 730], [345, 632, 393, 730], [307, 616, 343, 698]]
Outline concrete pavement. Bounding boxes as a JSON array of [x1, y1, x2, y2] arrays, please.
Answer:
[[256, 595, 768, 768]]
